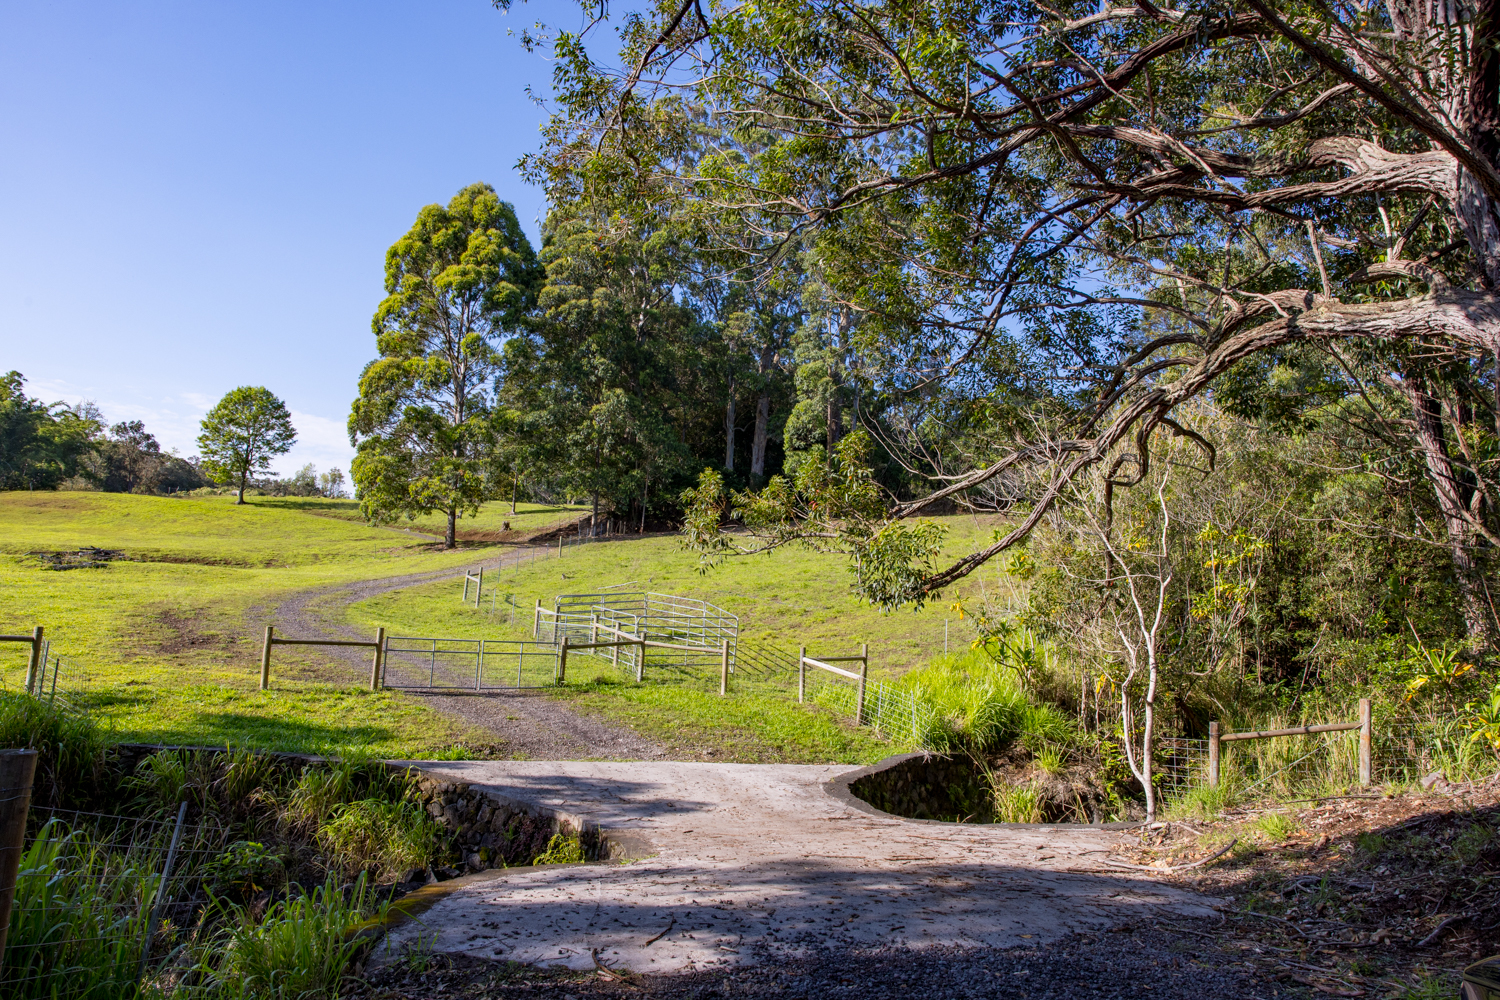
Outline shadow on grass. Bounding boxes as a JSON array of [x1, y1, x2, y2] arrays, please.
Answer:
[[107, 711, 401, 751]]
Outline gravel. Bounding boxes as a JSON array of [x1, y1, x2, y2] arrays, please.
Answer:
[[354, 926, 1290, 999]]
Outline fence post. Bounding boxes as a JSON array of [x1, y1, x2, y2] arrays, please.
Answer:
[[1208, 721, 1220, 789], [558, 535, 563, 557], [636, 640, 645, 682], [533, 599, 541, 639], [1359, 697, 1372, 787], [591, 613, 599, 645], [720, 639, 730, 697], [370, 627, 386, 691], [259, 626, 274, 690], [558, 636, 570, 685], [855, 643, 868, 725], [0, 748, 37, 974], [475, 567, 483, 608], [23, 626, 43, 696], [798, 646, 806, 703], [137, 800, 187, 987]]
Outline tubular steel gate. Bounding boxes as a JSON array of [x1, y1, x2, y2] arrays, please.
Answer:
[[379, 637, 560, 690], [533, 592, 739, 682]]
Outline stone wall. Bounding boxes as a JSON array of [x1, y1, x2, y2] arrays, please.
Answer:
[[408, 771, 609, 871], [846, 752, 997, 823]]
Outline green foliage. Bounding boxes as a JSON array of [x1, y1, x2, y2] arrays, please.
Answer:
[[318, 799, 445, 879], [0, 371, 97, 490], [0, 691, 107, 802], [2, 824, 155, 999], [211, 873, 379, 1000], [1254, 811, 1298, 841], [197, 386, 297, 504], [350, 183, 541, 548], [888, 649, 1072, 754], [992, 780, 1044, 823], [531, 832, 585, 865], [204, 841, 287, 903]]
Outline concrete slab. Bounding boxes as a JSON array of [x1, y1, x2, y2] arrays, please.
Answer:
[[375, 760, 1216, 975]]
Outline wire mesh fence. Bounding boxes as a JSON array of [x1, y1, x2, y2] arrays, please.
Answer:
[[4, 803, 239, 1000]]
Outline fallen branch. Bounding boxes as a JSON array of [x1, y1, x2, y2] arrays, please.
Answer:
[[1103, 838, 1238, 872], [1417, 913, 1469, 947]]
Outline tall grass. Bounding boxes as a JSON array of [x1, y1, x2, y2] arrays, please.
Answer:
[[0, 691, 108, 802], [318, 800, 443, 879], [882, 649, 1074, 753], [206, 874, 380, 1000], [2, 824, 157, 1000]]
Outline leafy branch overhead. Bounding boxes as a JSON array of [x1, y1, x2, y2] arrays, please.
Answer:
[[681, 430, 948, 609]]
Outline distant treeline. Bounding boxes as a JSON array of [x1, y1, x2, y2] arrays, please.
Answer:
[[0, 371, 344, 498]]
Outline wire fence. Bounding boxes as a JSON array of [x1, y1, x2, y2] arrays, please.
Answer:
[[4, 802, 239, 1000]]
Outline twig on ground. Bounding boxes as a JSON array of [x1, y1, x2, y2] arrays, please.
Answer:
[[643, 915, 676, 946]]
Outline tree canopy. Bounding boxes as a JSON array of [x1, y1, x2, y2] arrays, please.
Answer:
[[198, 386, 297, 504]]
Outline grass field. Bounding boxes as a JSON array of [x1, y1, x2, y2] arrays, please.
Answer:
[[0, 491, 518, 755], [259, 497, 588, 539], [346, 513, 1010, 676]]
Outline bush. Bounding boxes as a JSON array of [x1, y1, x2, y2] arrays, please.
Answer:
[[532, 833, 585, 865]]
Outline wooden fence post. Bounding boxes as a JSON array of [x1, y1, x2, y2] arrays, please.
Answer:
[[855, 643, 868, 725], [558, 636, 570, 685], [0, 748, 37, 974], [533, 599, 541, 639], [1208, 721, 1220, 789], [23, 626, 42, 696], [260, 626, 274, 690], [720, 639, 730, 697], [636, 640, 645, 682], [798, 646, 806, 704], [1358, 697, 1372, 787], [370, 627, 386, 691], [475, 567, 483, 608]]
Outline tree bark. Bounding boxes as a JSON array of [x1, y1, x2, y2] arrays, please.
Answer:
[[1408, 377, 1497, 647], [724, 377, 736, 472], [446, 506, 457, 549], [511, 473, 518, 514], [236, 467, 247, 505], [751, 391, 771, 484]]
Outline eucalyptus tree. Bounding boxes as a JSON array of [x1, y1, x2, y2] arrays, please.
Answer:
[[520, 0, 1500, 644], [349, 183, 541, 548], [198, 386, 297, 504]]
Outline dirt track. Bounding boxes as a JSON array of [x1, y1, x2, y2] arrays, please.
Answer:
[[260, 547, 667, 761]]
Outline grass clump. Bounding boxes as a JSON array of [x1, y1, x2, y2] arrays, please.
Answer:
[[209, 873, 380, 1000], [0, 691, 108, 802], [1254, 811, 1298, 841], [993, 781, 1044, 823], [319, 799, 444, 879], [532, 833, 586, 865], [889, 650, 1074, 754]]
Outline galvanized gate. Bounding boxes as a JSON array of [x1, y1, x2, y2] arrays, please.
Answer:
[[379, 636, 559, 690]]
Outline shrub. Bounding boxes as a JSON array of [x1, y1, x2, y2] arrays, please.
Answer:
[[318, 799, 445, 879], [1255, 811, 1298, 841], [204, 840, 287, 903]]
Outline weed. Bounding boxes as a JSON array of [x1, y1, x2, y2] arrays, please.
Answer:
[[993, 781, 1044, 823], [128, 748, 191, 809], [1356, 831, 1387, 855], [1454, 822, 1495, 863], [1034, 742, 1066, 774], [287, 762, 360, 827], [319, 799, 446, 878], [1401, 972, 1458, 998], [204, 840, 287, 903], [532, 833, 586, 865], [889, 650, 1075, 755], [1165, 783, 1233, 821], [212, 872, 382, 1000], [1255, 811, 1297, 841]]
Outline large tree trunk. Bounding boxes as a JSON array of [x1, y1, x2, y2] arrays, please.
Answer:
[[511, 473, 518, 514], [446, 507, 457, 549], [236, 467, 248, 505], [724, 378, 736, 472], [751, 391, 771, 484], [1409, 378, 1498, 647]]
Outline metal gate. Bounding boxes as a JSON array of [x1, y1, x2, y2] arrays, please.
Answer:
[[379, 636, 559, 690]]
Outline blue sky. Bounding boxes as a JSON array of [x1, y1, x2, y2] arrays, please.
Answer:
[[1, 0, 581, 476]]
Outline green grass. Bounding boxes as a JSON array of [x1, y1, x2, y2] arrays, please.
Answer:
[[257, 497, 588, 539], [0, 491, 500, 756], [345, 514, 1011, 677]]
